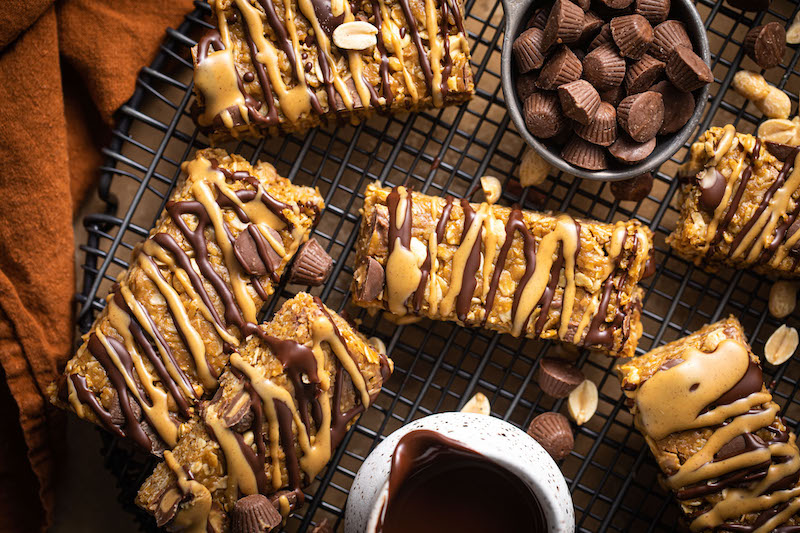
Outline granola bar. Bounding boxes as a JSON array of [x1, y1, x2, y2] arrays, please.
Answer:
[[135, 293, 392, 531], [48, 149, 324, 453], [668, 125, 800, 277], [192, 0, 475, 140], [617, 317, 800, 532], [351, 182, 655, 358]]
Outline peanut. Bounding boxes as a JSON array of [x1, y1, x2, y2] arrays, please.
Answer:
[[519, 147, 551, 187], [480, 176, 502, 204], [764, 325, 799, 366], [769, 281, 798, 319], [567, 379, 598, 426], [332, 21, 378, 50], [461, 392, 491, 415], [732, 70, 771, 101], [756, 86, 792, 119], [788, 12, 800, 45], [757, 118, 798, 145]]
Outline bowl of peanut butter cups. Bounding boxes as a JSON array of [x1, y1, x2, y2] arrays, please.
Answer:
[[501, 0, 711, 181]]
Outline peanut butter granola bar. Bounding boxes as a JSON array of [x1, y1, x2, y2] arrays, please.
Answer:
[[351, 182, 655, 358], [192, 0, 475, 140], [668, 125, 800, 277], [618, 317, 800, 532], [48, 149, 324, 454], [135, 293, 392, 532]]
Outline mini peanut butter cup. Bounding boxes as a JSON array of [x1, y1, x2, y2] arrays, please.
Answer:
[[525, 92, 567, 138], [666, 45, 713, 92], [635, 0, 670, 25], [558, 80, 601, 124], [596, 0, 634, 10], [649, 80, 694, 134], [514, 27, 548, 72], [588, 23, 612, 51], [232, 495, 282, 533], [575, 102, 617, 146], [528, 7, 549, 30], [725, 0, 771, 11], [583, 43, 626, 91], [357, 256, 385, 301], [527, 412, 574, 461], [610, 172, 654, 202], [536, 358, 586, 398], [562, 136, 609, 170], [617, 91, 663, 142], [744, 22, 786, 69], [289, 238, 333, 286], [696, 168, 726, 210], [600, 85, 626, 106], [625, 54, 665, 94], [610, 14, 654, 59], [536, 45, 583, 89], [578, 11, 605, 43], [543, 0, 585, 49], [574, 0, 591, 11], [609, 134, 657, 164], [650, 20, 692, 62], [516, 72, 540, 101]]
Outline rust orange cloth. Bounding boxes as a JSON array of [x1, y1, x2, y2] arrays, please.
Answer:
[[0, 1, 193, 531]]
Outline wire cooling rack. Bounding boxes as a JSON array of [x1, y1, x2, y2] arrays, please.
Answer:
[[75, 0, 800, 531]]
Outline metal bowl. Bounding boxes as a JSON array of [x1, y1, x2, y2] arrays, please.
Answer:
[[500, 0, 711, 181]]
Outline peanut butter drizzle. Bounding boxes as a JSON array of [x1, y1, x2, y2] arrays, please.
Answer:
[[634, 339, 800, 532], [708, 124, 737, 167], [732, 151, 800, 262], [424, 0, 444, 106], [165, 450, 213, 533], [194, 44, 250, 127], [511, 215, 579, 337], [234, 0, 314, 122], [193, 303, 374, 530], [385, 186, 422, 315], [439, 200, 488, 320], [378, 0, 419, 102]]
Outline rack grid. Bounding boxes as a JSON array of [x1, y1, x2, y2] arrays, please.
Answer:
[[75, 0, 800, 530]]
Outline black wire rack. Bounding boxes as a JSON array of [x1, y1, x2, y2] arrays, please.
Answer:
[[75, 0, 800, 531]]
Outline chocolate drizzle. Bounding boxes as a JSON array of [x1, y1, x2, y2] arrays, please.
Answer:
[[413, 196, 453, 311], [371, 0, 394, 106], [456, 199, 483, 322], [396, 0, 434, 91]]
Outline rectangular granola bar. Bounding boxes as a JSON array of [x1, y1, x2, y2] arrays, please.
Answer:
[[617, 317, 800, 532], [48, 148, 324, 454], [192, 0, 474, 140], [668, 125, 800, 277], [135, 292, 391, 531], [351, 182, 655, 358]]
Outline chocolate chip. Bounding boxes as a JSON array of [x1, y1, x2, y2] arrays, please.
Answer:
[[608, 135, 657, 164], [665, 45, 713, 92], [610, 14, 654, 59], [583, 42, 626, 91], [243, 72, 255, 83], [536, 45, 583, 89], [525, 92, 567, 138], [232, 494, 282, 533], [696, 168, 726, 211], [617, 91, 664, 142], [514, 27, 548, 72], [610, 172, 654, 202], [357, 257, 385, 301], [543, 0, 585, 49], [624, 54, 665, 95], [289, 238, 334, 286], [558, 80, 601, 124], [536, 358, 586, 398], [744, 22, 786, 69], [527, 412, 574, 460], [649, 80, 694, 134]]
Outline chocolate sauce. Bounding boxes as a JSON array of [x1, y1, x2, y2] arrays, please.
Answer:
[[377, 430, 547, 533], [457, 199, 483, 322], [413, 195, 454, 311]]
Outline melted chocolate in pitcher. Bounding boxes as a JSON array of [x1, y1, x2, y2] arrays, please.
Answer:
[[376, 429, 548, 533]]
